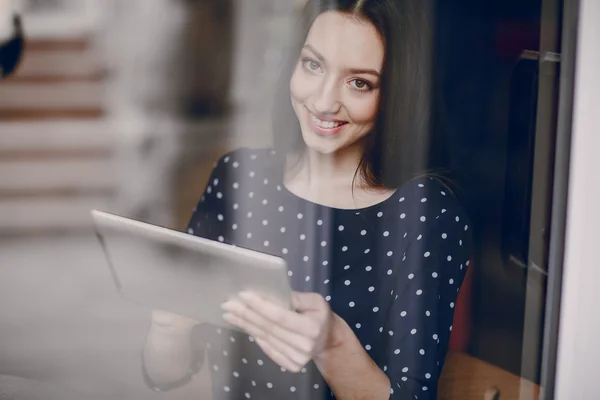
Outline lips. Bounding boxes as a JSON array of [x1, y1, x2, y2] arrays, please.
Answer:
[[306, 108, 348, 137]]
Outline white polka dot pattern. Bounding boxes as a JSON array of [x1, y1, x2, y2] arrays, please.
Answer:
[[186, 148, 472, 400]]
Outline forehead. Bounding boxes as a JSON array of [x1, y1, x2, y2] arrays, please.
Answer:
[[305, 11, 384, 72]]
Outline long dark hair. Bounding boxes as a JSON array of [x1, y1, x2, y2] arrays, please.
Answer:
[[272, 0, 436, 190]]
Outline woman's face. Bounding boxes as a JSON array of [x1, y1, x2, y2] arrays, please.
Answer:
[[289, 11, 385, 156]]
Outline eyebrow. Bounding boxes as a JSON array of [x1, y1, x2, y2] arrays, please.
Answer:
[[303, 44, 381, 78]]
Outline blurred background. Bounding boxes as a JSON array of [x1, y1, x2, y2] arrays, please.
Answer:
[[0, 0, 299, 398], [0, 0, 568, 398]]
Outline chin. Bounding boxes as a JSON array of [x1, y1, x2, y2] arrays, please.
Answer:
[[300, 129, 344, 155]]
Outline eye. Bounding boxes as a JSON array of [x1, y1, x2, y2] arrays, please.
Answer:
[[302, 58, 323, 73], [349, 79, 373, 91]]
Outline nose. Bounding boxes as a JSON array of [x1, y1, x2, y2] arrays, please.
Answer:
[[312, 78, 341, 115]]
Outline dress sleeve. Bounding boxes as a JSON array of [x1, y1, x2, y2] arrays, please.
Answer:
[[376, 208, 472, 399]]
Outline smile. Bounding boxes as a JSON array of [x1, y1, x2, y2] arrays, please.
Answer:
[[306, 108, 348, 136], [310, 113, 346, 129]]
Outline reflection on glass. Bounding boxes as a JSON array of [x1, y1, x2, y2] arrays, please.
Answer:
[[0, 0, 570, 398]]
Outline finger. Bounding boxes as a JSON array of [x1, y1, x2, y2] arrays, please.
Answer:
[[254, 337, 304, 373], [222, 300, 315, 356], [291, 291, 327, 313], [223, 312, 307, 370], [238, 292, 321, 340]]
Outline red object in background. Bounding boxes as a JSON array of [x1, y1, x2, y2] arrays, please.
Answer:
[[448, 260, 473, 351]]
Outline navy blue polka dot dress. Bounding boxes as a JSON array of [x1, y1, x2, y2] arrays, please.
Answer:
[[187, 148, 472, 400]]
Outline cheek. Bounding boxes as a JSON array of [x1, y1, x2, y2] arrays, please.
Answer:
[[290, 66, 323, 104], [346, 94, 379, 125], [290, 67, 309, 101]]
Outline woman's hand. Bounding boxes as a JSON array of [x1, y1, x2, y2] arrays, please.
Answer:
[[221, 291, 346, 372], [151, 309, 199, 331], [143, 310, 202, 388]]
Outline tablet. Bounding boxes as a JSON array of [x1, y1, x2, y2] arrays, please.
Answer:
[[91, 210, 292, 327]]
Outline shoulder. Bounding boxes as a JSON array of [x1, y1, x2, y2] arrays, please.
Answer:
[[208, 147, 277, 180], [189, 147, 276, 229], [389, 178, 473, 276], [391, 176, 471, 238], [396, 176, 467, 217]]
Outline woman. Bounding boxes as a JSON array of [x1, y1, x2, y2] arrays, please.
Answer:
[[143, 0, 472, 399]]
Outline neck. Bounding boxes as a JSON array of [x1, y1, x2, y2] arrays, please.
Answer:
[[291, 142, 366, 192], [283, 142, 396, 210]]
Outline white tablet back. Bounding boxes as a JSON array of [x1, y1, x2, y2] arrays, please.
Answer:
[[91, 210, 292, 327]]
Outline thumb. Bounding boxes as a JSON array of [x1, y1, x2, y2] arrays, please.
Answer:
[[291, 291, 325, 312]]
